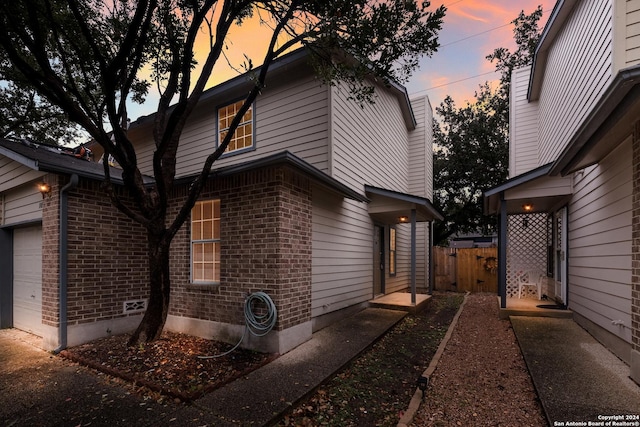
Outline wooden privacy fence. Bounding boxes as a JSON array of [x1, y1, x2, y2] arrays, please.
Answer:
[[433, 247, 498, 293]]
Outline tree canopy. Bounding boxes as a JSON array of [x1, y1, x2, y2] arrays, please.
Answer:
[[432, 6, 543, 245], [0, 0, 446, 344]]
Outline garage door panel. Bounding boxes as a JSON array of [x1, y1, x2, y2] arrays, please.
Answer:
[[13, 226, 43, 336]]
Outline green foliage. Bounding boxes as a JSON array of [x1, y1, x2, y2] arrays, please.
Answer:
[[433, 6, 543, 245], [0, 82, 84, 146]]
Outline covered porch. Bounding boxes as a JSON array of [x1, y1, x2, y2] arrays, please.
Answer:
[[484, 164, 574, 312], [364, 185, 443, 313]]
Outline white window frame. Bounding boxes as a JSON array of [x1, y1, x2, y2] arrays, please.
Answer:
[[217, 99, 254, 154], [191, 199, 221, 284]]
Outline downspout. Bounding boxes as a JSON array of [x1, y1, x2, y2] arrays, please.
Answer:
[[410, 208, 417, 305], [428, 221, 434, 295], [53, 174, 78, 354]]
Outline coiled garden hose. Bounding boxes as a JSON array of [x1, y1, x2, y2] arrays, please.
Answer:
[[198, 291, 277, 359]]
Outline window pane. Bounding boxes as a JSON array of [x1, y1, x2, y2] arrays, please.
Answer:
[[193, 243, 203, 262], [219, 101, 253, 153], [192, 203, 202, 221], [204, 242, 214, 262], [191, 199, 221, 283], [213, 219, 220, 239], [192, 222, 201, 240]]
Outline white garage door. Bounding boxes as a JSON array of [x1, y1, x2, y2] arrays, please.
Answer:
[[13, 226, 43, 336]]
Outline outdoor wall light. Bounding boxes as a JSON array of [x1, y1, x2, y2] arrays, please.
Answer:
[[398, 216, 409, 223], [522, 203, 533, 212], [37, 182, 51, 197], [417, 375, 429, 400]]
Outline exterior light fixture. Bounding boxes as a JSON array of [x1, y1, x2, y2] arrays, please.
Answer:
[[398, 216, 409, 223], [417, 375, 428, 400], [37, 182, 51, 197], [522, 203, 533, 212]]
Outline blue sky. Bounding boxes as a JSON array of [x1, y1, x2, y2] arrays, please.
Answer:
[[406, 0, 553, 109]]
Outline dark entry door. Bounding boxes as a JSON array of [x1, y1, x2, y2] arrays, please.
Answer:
[[373, 225, 385, 295]]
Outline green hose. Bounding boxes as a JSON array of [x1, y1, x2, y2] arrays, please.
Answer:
[[198, 291, 277, 359]]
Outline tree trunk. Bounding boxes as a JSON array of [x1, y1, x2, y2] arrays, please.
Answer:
[[127, 229, 171, 346]]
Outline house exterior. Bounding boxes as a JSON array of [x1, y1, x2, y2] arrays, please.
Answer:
[[484, 0, 640, 383], [0, 48, 441, 355]]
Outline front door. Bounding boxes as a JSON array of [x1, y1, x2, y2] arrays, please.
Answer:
[[373, 225, 385, 295]]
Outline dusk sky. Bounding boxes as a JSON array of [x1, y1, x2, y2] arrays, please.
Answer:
[[409, 0, 553, 110], [132, 1, 555, 120]]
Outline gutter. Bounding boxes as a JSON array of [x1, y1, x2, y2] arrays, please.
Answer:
[[53, 174, 79, 354]]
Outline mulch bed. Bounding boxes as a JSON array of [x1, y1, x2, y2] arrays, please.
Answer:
[[61, 331, 276, 402]]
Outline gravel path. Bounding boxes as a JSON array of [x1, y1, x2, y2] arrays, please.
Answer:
[[411, 293, 547, 426]]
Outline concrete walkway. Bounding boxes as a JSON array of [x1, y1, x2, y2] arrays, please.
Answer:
[[511, 317, 640, 425]]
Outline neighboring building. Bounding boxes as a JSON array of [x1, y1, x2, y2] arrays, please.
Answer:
[[484, 0, 640, 383], [0, 48, 441, 355]]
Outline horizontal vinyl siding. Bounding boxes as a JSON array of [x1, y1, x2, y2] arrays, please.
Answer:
[[538, 1, 614, 164], [509, 67, 540, 177], [311, 189, 373, 318], [0, 156, 45, 193], [154, 74, 329, 178], [568, 138, 632, 344], [407, 95, 432, 199], [626, 0, 640, 66], [3, 183, 42, 225], [331, 83, 409, 194]]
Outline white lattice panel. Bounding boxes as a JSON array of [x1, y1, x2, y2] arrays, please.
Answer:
[[506, 213, 548, 298]]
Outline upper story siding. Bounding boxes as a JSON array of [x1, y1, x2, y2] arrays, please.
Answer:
[[330, 81, 410, 195], [129, 54, 427, 199], [624, 0, 640, 67], [509, 67, 540, 177], [408, 95, 433, 199], [537, 0, 614, 165], [132, 62, 330, 179]]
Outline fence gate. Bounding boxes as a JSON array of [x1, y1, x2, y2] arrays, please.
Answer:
[[433, 247, 498, 293]]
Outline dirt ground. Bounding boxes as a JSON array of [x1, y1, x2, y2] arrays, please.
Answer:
[[61, 293, 546, 426]]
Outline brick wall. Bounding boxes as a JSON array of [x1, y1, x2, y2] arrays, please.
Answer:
[[41, 174, 61, 327], [65, 178, 148, 326], [168, 165, 313, 331]]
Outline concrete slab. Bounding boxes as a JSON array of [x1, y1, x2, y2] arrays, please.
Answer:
[[511, 317, 640, 425], [369, 293, 431, 314]]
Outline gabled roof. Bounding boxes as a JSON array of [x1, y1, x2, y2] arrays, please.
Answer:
[[0, 138, 153, 185], [0, 139, 368, 202], [210, 151, 369, 203], [129, 47, 417, 131], [364, 185, 443, 222]]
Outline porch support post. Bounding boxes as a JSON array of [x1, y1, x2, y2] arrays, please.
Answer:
[[499, 192, 507, 309], [411, 208, 417, 305], [428, 220, 434, 295]]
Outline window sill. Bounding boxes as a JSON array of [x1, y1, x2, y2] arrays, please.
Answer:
[[218, 145, 256, 159], [186, 282, 221, 291]]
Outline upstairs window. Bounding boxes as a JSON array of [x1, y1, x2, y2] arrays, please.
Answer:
[[218, 100, 253, 153], [191, 199, 221, 284]]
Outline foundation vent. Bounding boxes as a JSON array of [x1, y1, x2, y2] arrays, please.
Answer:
[[123, 299, 147, 314]]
